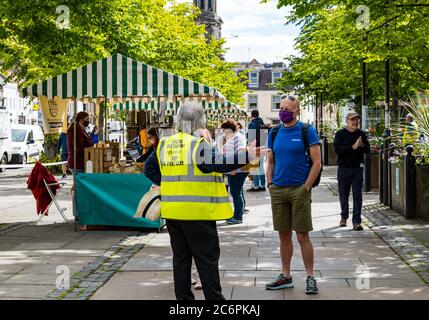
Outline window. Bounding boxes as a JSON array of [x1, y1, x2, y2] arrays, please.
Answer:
[[27, 130, 33, 143], [11, 129, 26, 142], [272, 95, 281, 110], [272, 72, 282, 83], [248, 95, 258, 110], [249, 72, 259, 88]]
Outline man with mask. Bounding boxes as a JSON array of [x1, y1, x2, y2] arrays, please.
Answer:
[[265, 95, 321, 294]]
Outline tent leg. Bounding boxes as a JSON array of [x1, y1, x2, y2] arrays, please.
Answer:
[[73, 97, 78, 232]]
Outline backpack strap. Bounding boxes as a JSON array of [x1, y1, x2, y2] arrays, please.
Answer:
[[301, 123, 310, 156], [270, 124, 281, 156]]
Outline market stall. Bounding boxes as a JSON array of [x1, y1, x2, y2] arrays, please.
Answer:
[[22, 53, 225, 231]]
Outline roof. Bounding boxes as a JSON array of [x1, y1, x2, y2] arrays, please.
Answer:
[[22, 53, 223, 103]]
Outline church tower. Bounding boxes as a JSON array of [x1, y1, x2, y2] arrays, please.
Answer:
[[194, 0, 223, 41]]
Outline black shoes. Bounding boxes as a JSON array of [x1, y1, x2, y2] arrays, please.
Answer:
[[247, 187, 266, 192], [353, 224, 364, 231]]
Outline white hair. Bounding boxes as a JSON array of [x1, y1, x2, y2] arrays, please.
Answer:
[[175, 101, 207, 134]]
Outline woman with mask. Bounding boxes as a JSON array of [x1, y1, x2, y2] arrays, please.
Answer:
[[67, 111, 94, 174]]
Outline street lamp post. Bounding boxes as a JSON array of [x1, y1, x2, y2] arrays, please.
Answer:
[[0, 85, 5, 109]]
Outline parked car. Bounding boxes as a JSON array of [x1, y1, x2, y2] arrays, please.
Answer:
[[0, 109, 12, 172], [10, 124, 45, 164]]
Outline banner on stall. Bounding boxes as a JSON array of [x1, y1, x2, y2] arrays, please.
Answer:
[[39, 96, 68, 134]]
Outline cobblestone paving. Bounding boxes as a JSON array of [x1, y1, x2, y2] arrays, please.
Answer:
[[321, 174, 429, 285], [46, 233, 156, 300]]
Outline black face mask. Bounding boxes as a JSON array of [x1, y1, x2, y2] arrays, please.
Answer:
[[83, 120, 90, 128]]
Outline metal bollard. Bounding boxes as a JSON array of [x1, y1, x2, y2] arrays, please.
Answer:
[[364, 152, 371, 192], [404, 146, 416, 219], [388, 143, 395, 208], [382, 129, 391, 206], [379, 147, 384, 203]]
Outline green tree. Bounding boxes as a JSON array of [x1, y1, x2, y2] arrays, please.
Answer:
[[266, 0, 429, 121], [0, 0, 246, 104]]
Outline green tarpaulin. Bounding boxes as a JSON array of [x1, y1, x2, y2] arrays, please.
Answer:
[[76, 173, 163, 229]]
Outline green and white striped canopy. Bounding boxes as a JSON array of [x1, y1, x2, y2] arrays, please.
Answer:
[[112, 101, 181, 111], [113, 99, 243, 114], [22, 53, 222, 103]]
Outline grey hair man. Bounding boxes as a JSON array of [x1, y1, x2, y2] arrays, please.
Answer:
[[144, 101, 269, 300]]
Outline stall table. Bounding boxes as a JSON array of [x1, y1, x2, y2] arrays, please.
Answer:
[[76, 173, 164, 230]]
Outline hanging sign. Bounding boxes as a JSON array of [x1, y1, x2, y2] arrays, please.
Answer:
[[39, 96, 68, 134]]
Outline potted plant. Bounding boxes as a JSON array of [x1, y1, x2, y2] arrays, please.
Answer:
[[390, 92, 429, 220], [320, 121, 338, 165]]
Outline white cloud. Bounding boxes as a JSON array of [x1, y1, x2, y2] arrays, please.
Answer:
[[177, 0, 300, 62], [224, 33, 298, 63]]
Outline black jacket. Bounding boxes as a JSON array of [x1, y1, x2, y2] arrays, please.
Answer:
[[334, 128, 370, 168], [248, 117, 267, 147]]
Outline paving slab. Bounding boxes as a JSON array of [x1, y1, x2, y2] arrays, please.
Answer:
[[0, 284, 56, 299]]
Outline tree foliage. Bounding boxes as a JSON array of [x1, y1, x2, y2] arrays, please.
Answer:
[[0, 0, 246, 103], [265, 0, 429, 116]]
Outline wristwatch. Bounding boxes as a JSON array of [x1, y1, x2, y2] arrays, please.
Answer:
[[267, 182, 273, 188]]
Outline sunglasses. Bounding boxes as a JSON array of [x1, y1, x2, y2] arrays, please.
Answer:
[[280, 95, 296, 101]]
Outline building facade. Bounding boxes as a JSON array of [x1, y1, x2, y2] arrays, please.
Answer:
[[0, 74, 39, 125], [194, 0, 223, 40], [235, 59, 317, 127]]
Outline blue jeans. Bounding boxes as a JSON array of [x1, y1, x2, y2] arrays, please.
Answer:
[[227, 172, 249, 221], [252, 174, 266, 189], [337, 166, 363, 225], [252, 157, 266, 189]]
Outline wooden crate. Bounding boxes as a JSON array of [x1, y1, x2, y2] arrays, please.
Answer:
[[84, 143, 120, 173]]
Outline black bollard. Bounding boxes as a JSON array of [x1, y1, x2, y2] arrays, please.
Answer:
[[388, 143, 395, 208], [364, 153, 371, 192], [404, 146, 416, 219], [379, 146, 384, 203], [363, 131, 371, 192], [382, 129, 391, 206], [322, 136, 329, 165]]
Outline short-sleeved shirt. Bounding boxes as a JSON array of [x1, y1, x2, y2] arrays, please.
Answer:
[[222, 132, 247, 173], [267, 122, 319, 187]]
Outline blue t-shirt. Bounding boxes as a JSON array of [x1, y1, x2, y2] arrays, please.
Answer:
[[267, 122, 319, 187]]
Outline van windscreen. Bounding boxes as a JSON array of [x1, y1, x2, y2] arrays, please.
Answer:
[[11, 129, 26, 142]]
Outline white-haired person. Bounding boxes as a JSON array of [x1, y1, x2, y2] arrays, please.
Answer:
[[144, 102, 268, 300]]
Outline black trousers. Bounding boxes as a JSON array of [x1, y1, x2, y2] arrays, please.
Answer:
[[166, 219, 225, 300], [337, 166, 363, 225]]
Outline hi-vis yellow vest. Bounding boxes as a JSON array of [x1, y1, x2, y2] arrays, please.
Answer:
[[402, 123, 419, 145], [156, 132, 233, 221]]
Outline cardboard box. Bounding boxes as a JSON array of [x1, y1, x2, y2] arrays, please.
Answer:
[[84, 142, 120, 173]]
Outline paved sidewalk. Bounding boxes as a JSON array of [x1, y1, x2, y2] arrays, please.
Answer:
[[91, 168, 429, 300], [0, 167, 428, 300]]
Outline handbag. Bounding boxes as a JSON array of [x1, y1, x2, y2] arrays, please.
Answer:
[[134, 187, 161, 221], [241, 159, 260, 173]]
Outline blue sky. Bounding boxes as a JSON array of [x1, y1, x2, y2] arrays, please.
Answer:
[[217, 0, 300, 63]]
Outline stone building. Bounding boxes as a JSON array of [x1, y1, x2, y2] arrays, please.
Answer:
[[194, 0, 223, 40]]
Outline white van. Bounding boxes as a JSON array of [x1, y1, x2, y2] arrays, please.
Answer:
[[0, 108, 12, 172], [10, 124, 45, 164]]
